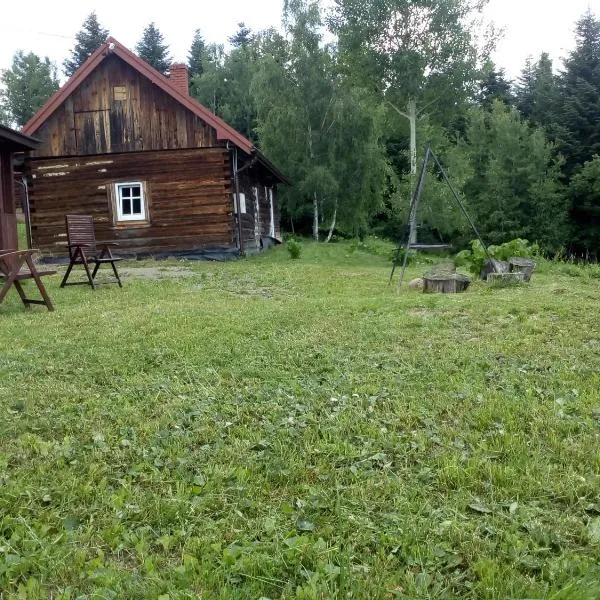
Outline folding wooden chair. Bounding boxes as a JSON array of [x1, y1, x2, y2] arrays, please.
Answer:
[[0, 249, 56, 311], [60, 215, 123, 290]]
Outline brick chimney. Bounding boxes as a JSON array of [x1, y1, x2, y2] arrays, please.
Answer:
[[169, 63, 189, 96]]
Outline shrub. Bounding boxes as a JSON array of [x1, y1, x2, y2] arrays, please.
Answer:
[[287, 239, 302, 260], [456, 239, 539, 276]]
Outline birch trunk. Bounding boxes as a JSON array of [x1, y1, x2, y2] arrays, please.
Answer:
[[325, 204, 337, 243], [313, 192, 319, 241]]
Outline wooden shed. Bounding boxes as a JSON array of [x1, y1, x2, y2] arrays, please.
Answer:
[[21, 38, 286, 258], [0, 125, 39, 252]]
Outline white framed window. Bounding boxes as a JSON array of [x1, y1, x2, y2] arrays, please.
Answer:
[[115, 182, 146, 222], [233, 192, 246, 214]]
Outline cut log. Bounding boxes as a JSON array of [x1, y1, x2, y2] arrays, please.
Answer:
[[409, 277, 425, 290], [481, 259, 509, 281], [423, 273, 471, 294], [509, 257, 536, 281], [487, 272, 526, 287]]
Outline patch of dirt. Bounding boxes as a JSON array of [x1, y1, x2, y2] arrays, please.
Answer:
[[119, 267, 196, 281]]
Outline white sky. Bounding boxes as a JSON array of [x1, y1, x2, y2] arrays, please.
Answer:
[[0, 0, 594, 80]]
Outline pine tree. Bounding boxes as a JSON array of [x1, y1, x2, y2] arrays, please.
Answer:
[[188, 29, 207, 78], [136, 23, 172, 75], [1, 51, 59, 127], [63, 12, 109, 77], [229, 22, 253, 48]]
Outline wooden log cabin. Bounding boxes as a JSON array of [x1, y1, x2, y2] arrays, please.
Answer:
[[21, 38, 285, 258]]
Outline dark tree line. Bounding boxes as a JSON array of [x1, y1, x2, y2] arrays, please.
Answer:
[[1, 5, 599, 257]]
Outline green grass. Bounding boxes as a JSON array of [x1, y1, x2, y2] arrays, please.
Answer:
[[1, 241, 599, 599]]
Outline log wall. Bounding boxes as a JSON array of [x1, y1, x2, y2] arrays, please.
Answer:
[[28, 147, 235, 255]]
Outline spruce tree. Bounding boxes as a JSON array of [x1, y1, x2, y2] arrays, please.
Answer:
[[188, 29, 207, 78], [516, 53, 558, 131], [478, 63, 514, 109], [229, 22, 254, 48], [63, 12, 109, 77], [558, 9, 600, 176], [1, 51, 59, 127], [136, 23, 172, 75]]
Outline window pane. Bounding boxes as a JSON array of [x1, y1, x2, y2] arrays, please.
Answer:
[[120, 186, 131, 198], [131, 185, 141, 196], [122, 198, 131, 215], [132, 197, 141, 215]]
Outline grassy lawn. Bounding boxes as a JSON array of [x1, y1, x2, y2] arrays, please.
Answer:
[[1, 242, 600, 599]]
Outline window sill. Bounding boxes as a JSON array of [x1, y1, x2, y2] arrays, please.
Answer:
[[113, 220, 151, 229]]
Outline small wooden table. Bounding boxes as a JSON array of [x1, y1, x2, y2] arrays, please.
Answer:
[[0, 250, 56, 311]]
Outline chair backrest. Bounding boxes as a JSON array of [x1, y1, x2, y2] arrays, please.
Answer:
[[65, 215, 97, 256]]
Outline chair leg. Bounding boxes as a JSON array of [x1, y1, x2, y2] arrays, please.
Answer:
[[110, 260, 123, 288], [0, 255, 26, 305], [13, 281, 30, 308], [61, 259, 76, 288], [81, 255, 95, 290], [25, 255, 54, 311]]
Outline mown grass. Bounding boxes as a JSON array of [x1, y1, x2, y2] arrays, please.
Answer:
[[1, 241, 599, 599]]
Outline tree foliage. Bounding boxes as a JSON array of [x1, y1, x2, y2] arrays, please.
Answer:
[[188, 29, 208, 79], [136, 22, 172, 74], [463, 101, 568, 251], [63, 12, 109, 77], [1, 51, 59, 127]]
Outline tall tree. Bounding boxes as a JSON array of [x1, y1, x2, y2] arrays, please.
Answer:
[[478, 62, 513, 109], [463, 101, 568, 251], [515, 52, 557, 130], [63, 12, 109, 77], [253, 0, 389, 239], [229, 22, 254, 48], [569, 155, 600, 258], [1, 51, 59, 127], [136, 23, 172, 74], [188, 29, 207, 79], [329, 0, 494, 243], [556, 9, 600, 177]]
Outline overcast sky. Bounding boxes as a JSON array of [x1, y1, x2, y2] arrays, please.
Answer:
[[0, 0, 594, 80]]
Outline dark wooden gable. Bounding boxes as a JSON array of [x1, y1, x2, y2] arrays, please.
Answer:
[[30, 54, 217, 158]]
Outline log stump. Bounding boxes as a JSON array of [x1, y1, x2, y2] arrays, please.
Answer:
[[481, 259, 510, 281], [487, 272, 526, 287], [423, 273, 471, 294], [509, 257, 536, 281]]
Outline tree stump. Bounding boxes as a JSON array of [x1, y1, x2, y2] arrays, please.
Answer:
[[481, 259, 510, 281], [487, 272, 526, 287], [509, 257, 536, 281], [423, 273, 471, 294]]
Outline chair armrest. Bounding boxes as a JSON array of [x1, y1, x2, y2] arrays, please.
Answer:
[[98, 242, 119, 247], [0, 249, 37, 259], [67, 243, 91, 249]]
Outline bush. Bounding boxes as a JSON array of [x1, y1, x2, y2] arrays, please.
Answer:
[[287, 239, 302, 260], [456, 239, 539, 276]]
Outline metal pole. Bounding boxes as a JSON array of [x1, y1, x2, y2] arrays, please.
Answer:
[[430, 149, 494, 264], [398, 144, 431, 288], [390, 143, 431, 285]]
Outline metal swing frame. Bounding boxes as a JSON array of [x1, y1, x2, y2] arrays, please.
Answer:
[[389, 142, 494, 287]]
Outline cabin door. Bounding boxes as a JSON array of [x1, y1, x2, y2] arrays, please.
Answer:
[[74, 109, 110, 155]]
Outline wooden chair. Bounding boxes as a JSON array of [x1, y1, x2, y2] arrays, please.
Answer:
[[0, 249, 56, 311], [61, 215, 123, 290]]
